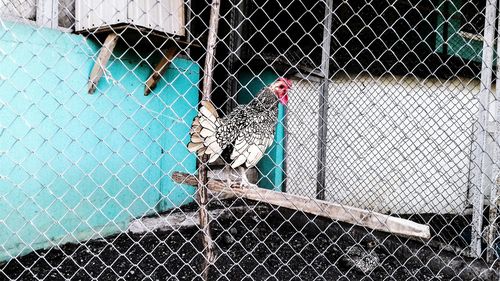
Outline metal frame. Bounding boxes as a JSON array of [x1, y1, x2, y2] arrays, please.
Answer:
[[36, 0, 58, 29], [488, 0, 500, 261], [471, 0, 497, 258], [316, 0, 333, 200], [226, 0, 245, 113]]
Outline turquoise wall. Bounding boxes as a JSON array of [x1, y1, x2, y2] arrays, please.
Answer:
[[0, 22, 198, 261], [238, 69, 285, 191]]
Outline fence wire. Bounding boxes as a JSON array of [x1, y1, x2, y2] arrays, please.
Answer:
[[0, 0, 499, 280]]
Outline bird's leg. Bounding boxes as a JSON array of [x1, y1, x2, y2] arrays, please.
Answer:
[[224, 165, 232, 188], [239, 167, 258, 189]]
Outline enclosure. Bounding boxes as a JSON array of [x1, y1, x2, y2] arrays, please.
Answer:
[[0, 0, 499, 280]]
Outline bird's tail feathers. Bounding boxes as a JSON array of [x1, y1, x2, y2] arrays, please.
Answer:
[[188, 100, 223, 163]]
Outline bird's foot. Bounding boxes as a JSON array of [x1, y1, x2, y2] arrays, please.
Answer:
[[240, 182, 259, 189], [224, 166, 239, 188], [248, 183, 259, 189], [238, 167, 254, 188]]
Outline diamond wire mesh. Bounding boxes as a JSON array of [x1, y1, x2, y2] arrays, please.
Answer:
[[0, 0, 499, 280]]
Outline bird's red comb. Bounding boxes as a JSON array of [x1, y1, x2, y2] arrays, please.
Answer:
[[278, 77, 292, 89]]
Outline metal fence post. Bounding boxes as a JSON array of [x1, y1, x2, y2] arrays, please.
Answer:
[[36, 0, 58, 28], [488, 0, 500, 262], [316, 0, 333, 200], [471, 0, 497, 258]]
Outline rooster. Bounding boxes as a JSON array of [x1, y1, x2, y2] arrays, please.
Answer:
[[187, 78, 292, 187]]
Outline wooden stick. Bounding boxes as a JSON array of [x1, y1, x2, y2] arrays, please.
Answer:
[[172, 172, 431, 240], [144, 47, 178, 96], [88, 33, 119, 94], [128, 206, 264, 234], [198, 0, 221, 279], [202, 0, 221, 97]]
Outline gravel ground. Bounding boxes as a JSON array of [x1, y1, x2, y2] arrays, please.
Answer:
[[0, 203, 498, 280]]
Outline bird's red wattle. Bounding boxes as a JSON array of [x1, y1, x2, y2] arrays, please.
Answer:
[[279, 94, 288, 105]]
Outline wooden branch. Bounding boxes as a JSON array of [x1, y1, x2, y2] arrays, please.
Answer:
[[172, 172, 431, 240], [144, 47, 178, 96], [88, 33, 118, 94], [202, 1, 220, 98], [198, 0, 221, 279], [128, 206, 265, 234]]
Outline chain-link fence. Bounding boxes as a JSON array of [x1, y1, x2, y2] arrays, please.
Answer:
[[0, 0, 499, 280]]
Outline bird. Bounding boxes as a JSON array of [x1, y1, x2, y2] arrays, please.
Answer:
[[187, 77, 292, 187]]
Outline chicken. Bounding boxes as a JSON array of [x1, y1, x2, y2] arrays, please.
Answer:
[[187, 77, 292, 187]]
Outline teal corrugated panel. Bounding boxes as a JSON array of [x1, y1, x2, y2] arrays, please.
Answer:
[[0, 22, 199, 261]]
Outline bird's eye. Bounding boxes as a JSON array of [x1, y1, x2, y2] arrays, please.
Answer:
[[279, 85, 285, 89]]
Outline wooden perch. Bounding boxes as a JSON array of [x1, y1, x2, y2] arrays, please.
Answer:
[[172, 172, 431, 240], [88, 33, 119, 94], [144, 47, 178, 96]]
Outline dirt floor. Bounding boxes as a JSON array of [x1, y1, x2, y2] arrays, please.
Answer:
[[0, 201, 498, 281]]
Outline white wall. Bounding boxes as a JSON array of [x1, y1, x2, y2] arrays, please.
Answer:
[[287, 74, 479, 214], [286, 79, 321, 198]]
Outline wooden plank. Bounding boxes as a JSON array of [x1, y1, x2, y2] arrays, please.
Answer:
[[172, 172, 431, 240], [87, 33, 118, 94], [144, 47, 178, 96]]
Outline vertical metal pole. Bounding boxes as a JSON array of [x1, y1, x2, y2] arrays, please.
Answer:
[[36, 0, 59, 28], [471, 0, 497, 258], [226, 0, 244, 113], [487, 0, 500, 262], [198, 0, 220, 279], [316, 0, 333, 200]]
